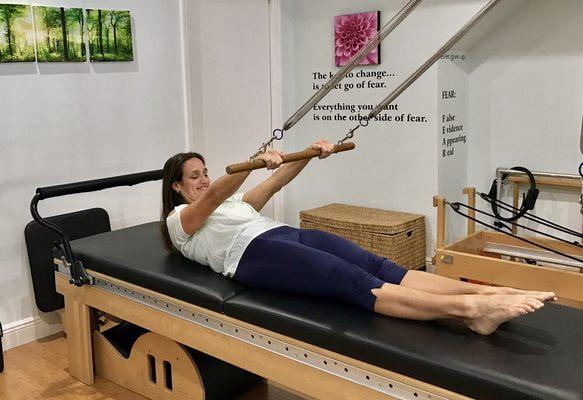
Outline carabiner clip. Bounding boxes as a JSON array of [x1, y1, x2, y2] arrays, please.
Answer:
[[272, 128, 284, 140]]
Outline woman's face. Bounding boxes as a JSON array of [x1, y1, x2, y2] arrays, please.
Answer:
[[172, 157, 211, 204]]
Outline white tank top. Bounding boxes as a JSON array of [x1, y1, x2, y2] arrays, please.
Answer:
[[166, 193, 286, 277]]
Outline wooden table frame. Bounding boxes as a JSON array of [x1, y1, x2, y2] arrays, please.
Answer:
[[433, 190, 583, 309], [506, 175, 582, 236], [55, 267, 471, 400]]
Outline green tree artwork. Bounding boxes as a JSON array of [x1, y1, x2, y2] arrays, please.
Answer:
[[0, 3, 35, 63], [34, 6, 85, 62], [86, 9, 133, 62]]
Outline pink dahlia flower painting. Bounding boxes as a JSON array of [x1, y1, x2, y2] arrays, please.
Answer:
[[334, 11, 380, 67]]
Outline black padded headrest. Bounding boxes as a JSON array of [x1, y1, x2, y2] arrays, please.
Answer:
[[70, 222, 248, 312], [24, 208, 111, 312]]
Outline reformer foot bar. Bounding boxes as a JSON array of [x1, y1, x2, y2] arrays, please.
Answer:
[[35, 177, 583, 400]]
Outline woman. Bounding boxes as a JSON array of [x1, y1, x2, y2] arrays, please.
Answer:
[[161, 140, 555, 335]]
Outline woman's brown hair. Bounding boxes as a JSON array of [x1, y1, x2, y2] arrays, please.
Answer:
[[160, 152, 205, 252]]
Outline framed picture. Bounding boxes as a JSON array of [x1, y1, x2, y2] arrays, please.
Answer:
[[86, 9, 133, 62], [34, 6, 86, 62], [334, 11, 380, 67], [0, 3, 35, 63]]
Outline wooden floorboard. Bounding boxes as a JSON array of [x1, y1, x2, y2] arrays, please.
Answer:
[[0, 333, 304, 400]]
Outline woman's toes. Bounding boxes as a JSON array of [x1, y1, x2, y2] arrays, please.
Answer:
[[528, 299, 543, 309], [516, 304, 531, 314], [517, 307, 529, 316]]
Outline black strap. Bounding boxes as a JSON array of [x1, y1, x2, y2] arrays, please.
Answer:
[[449, 202, 583, 265], [478, 191, 583, 239], [487, 166, 539, 222]]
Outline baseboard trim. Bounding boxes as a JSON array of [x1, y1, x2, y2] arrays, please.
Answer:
[[425, 256, 436, 273], [1, 312, 63, 351]]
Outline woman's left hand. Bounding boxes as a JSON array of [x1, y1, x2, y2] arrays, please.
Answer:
[[309, 139, 335, 159]]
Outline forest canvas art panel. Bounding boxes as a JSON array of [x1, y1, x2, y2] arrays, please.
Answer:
[[334, 11, 380, 67], [34, 6, 85, 62], [86, 9, 133, 62], [0, 3, 35, 63]]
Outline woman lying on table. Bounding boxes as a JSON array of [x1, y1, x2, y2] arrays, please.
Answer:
[[160, 140, 555, 335]]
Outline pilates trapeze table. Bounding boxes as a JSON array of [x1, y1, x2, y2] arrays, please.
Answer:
[[25, 167, 583, 400], [48, 219, 582, 400]]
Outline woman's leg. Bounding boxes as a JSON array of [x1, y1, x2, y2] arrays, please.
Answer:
[[234, 235, 386, 311], [235, 229, 552, 335], [297, 229, 407, 285], [300, 229, 556, 299], [371, 283, 549, 335], [401, 270, 556, 298]]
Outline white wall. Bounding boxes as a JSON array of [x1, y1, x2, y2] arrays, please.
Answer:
[[279, 0, 491, 256], [467, 0, 583, 239], [0, 0, 188, 348], [437, 52, 469, 243], [279, 0, 583, 251], [186, 0, 275, 217]]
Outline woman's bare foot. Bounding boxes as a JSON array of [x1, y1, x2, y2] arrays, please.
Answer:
[[480, 286, 556, 301], [463, 294, 545, 335]]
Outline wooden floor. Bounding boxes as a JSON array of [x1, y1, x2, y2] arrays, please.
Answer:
[[0, 333, 304, 400]]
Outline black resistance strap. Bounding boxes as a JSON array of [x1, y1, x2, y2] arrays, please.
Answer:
[[449, 201, 583, 265], [486, 166, 539, 223]]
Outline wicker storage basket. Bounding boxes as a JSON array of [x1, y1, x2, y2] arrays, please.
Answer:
[[300, 203, 426, 270]]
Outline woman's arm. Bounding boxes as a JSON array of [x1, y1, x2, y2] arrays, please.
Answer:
[[180, 150, 283, 235], [243, 139, 334, 212]]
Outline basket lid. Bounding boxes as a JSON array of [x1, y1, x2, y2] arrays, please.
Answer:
[[300, 203, 424, 235]]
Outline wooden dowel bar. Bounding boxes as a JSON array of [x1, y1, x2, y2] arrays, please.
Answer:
[[512, 182, 520, 235], [462, 187, 476, 235], [433, 196, 446, 250], [507, 175, 581, 189], [226, 142, 355, 174]]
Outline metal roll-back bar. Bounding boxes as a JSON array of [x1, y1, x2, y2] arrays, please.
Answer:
[[226, 0, 424, 174], [365, 0, 500, 122], [31, 170, 163, 287], [226, 0, 502, 174], [282, 0, 424, 132]]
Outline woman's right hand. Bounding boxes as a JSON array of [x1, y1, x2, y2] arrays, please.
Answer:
[[257, 149, 284, 170]]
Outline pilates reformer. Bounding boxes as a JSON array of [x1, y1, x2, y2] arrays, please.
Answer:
[[433, 167, 583, 309], [26, 1, 583, 399], [434, 121, 583, 309]]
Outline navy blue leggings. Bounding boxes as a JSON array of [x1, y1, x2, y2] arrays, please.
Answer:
[[234, 226, 408, 311]]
